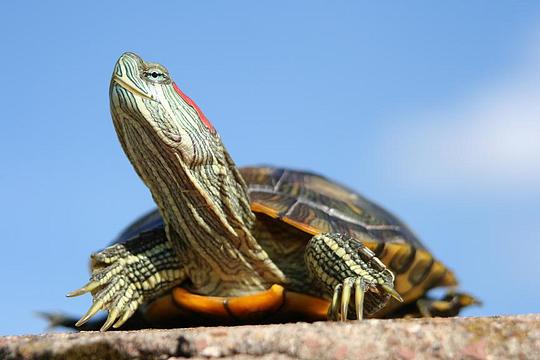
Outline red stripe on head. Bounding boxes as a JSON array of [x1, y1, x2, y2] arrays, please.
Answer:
[[172, 82, 216, 134]]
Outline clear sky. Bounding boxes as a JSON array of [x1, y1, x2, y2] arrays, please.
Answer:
[[1, 1, 539, 335]]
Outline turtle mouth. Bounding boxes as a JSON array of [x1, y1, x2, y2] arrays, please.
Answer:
[[111, 75, 156, 102]]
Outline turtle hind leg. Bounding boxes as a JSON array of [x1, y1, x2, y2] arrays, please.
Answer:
[[37, 310, 153, 331], [415, 291, 481, 318], [67, 229, 186, 331], [304, 233, 402, 321]]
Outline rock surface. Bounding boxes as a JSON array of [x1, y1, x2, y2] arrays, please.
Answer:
[[1, 315, 539, 359]]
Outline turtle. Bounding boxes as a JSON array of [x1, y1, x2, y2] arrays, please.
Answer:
[[66, 52, 478, 331]]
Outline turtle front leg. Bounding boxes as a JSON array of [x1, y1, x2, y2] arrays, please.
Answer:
[[304, 233, 402, 320], [68, 229, 185, 331]]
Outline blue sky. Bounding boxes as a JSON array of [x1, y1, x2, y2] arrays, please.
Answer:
[[1, 1, 539, 335]]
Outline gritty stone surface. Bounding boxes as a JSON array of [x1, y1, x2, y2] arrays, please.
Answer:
[[1, 315, 539, 359]]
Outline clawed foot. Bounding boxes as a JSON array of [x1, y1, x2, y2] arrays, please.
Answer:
[[305, 233, 403, 321], [327, 275, 402, 320], [68, 230, 184, 331], [67, 244, 146, 331], [416, 291, 481, 318]]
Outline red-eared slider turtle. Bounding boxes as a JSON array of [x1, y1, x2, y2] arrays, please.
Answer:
[[67, 53, 478, 331]]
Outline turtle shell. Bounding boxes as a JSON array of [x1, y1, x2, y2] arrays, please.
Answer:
[[241, 167, 456, 315], [116, 166, 456, 321]]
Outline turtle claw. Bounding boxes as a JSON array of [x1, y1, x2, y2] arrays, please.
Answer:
[[332, 276, 367, 321], [75, 298, 105, 327], [328, 283, 342, 320], [340, 278, 354, 321], [113, 304, 136, 329], [66, 281, 100, 298], [354, 277, 365, 320], [382, 284, 403, 303], [329, 275, 401, 321], [100, 308, 119, 332]]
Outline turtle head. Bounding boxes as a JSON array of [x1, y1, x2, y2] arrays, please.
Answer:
[[109, 52, 255, 234], [110, 52, 220, 167]]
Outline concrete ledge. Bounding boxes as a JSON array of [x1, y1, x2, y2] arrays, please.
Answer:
[[1, 315, 538, 359]]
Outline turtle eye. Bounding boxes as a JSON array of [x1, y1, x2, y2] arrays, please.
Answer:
[[143, 68, 169, 84]]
